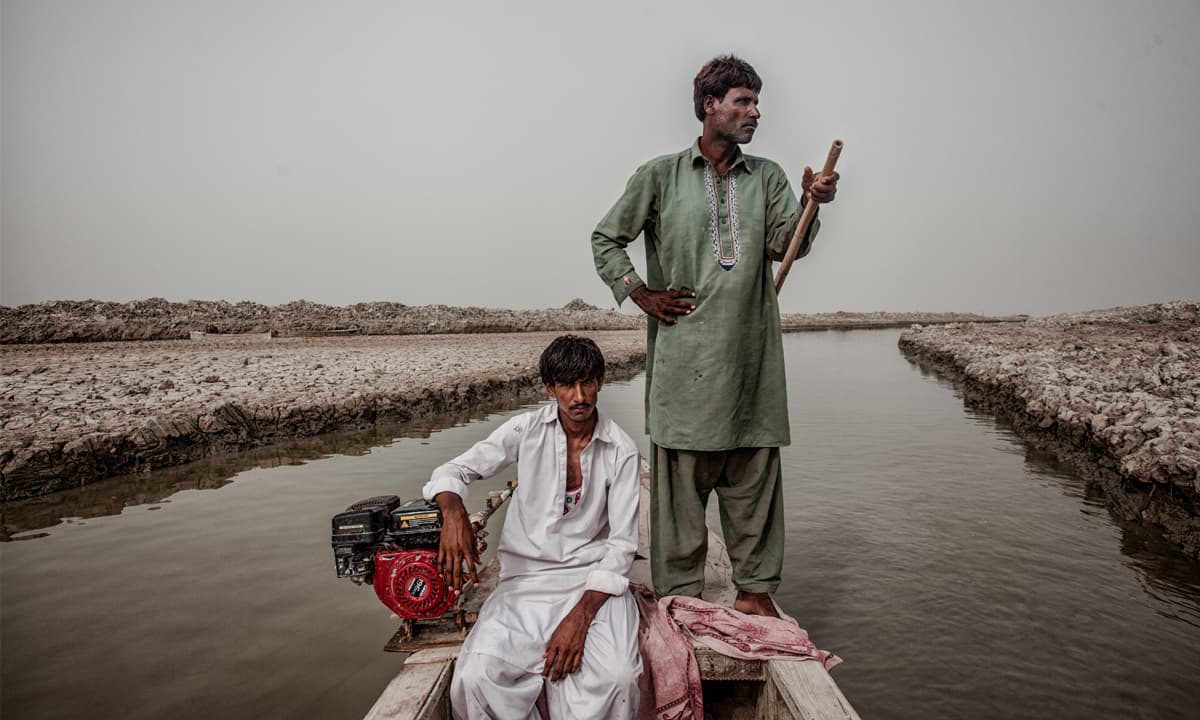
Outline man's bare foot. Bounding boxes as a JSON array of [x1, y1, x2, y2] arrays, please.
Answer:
[[734, 591, 781, 618]]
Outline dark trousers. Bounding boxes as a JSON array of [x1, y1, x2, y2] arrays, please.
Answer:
[[649, 443, 784, 597]]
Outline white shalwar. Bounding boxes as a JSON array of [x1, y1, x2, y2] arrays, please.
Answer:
[[423, 402, 642, 720]]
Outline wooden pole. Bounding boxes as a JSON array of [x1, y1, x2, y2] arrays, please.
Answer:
[[774, 139, 843, 294]]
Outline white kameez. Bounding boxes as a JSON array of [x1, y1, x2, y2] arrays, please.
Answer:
[[423, 402, 643, 720]]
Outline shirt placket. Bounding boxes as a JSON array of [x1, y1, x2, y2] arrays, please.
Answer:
[[579, 442, 593, 511], [551, 424, 567, 522], [709, 167, 738, 268]]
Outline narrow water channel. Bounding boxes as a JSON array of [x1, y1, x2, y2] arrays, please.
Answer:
[[2, 329, 1198, 719]]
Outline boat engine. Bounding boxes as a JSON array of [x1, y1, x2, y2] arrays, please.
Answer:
[[330, 487, 511, 625]]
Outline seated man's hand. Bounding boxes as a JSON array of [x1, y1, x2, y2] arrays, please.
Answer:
[[542, 590, 610, 682], [434, 491, 477, 591], [630, 285, 696, 325]]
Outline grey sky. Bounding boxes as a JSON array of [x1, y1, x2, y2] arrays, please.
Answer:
[[2, 0, 1198, 315]]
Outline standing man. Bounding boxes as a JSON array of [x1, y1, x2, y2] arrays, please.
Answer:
[[425, 335, 642, 719], [590, 55, 840, 617]]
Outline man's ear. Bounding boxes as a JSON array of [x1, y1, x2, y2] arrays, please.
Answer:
[[545, 383, 555, 398], [704, 95, 717, 115]]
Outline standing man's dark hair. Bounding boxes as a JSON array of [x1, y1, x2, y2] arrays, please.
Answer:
[[539, 335, 606, 387], [692, 54, 763, 121]]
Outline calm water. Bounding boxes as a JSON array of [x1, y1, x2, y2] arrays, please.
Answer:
[[3, 330, 1198, 719]]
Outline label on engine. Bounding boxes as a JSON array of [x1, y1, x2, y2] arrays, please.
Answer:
[[407, 577, 428, 598], [397, 511, 439, 529]]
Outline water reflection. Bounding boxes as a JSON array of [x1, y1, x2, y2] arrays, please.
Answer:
[[1, 385, 594, 541], [3, 331, 1199, 720], [900, 340, 1200, 632]]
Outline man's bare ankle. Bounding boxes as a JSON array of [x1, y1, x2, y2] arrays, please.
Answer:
[[734, 590, 781, 618]]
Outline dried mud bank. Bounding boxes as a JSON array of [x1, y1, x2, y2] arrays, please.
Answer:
[[0, 298, 642, 344], [0, 331, 645, 500], [898, 302, 1200, 555], [1, 404, 518, 540], [0, 297, 1016, 344], [0, 298, 1016, 500], [780, 310, 1020, 332]]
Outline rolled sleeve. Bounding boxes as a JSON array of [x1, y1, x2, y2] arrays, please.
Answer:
[[585, 568, 630, 595], [422, 464, 473, 502], [608, 273, 645, 306]]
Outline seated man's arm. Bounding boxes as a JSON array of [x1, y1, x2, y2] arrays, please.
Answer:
[[542, 589, 615, 682], [584, 448, 641, 594], [542, 449, 641, 681], [432, 491, 477, 592], [422, 415, 524, 590]]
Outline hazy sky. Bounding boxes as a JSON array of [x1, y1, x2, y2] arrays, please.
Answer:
[[3, 0, 1198, 315]]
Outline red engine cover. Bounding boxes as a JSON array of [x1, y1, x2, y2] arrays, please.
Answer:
[[372, 548, 458, 620]]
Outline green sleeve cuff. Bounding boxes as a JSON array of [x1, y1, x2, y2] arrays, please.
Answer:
[[609, 273, 646, 306]]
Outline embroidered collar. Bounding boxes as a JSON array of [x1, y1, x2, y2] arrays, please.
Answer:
[[688, 138, 753, 174]]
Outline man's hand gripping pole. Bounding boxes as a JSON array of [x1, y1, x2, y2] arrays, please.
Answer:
[[774, 139, 843, 294]]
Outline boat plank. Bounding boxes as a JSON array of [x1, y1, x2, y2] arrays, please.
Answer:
[[405, 646, 463, 665], [768, 659, 862, 720], [694, 647, 765, 681], [363, 660, 454, 720]]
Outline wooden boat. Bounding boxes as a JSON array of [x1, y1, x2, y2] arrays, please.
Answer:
[[362, 466, 861, 720]]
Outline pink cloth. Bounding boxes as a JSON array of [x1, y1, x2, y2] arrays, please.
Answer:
[[633, 584, 703, 720], [633, 584, 842, 720], [660, 595, 842, 670]]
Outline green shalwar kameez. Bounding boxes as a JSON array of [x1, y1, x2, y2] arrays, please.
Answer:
[[591, 140, 819, 596]]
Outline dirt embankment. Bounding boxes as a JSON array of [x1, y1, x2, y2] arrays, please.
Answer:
[[0, 298, 643, 344], [898, 302, 1200, 555], [0, 298, 1018, 344], [0, 331, 646, 501], [0, 298, 1018, 500], [780, 310, 1020, 332]]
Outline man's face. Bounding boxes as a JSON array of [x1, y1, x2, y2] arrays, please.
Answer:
[[546, 377, 603, 424], [705, 86, 761, 144]]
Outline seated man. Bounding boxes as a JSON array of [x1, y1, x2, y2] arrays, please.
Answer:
[[423, 335, 642, 720]]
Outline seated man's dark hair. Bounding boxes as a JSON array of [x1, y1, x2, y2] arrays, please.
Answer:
[[540, 335, 605, 386], [693, 54, 762, 122]]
